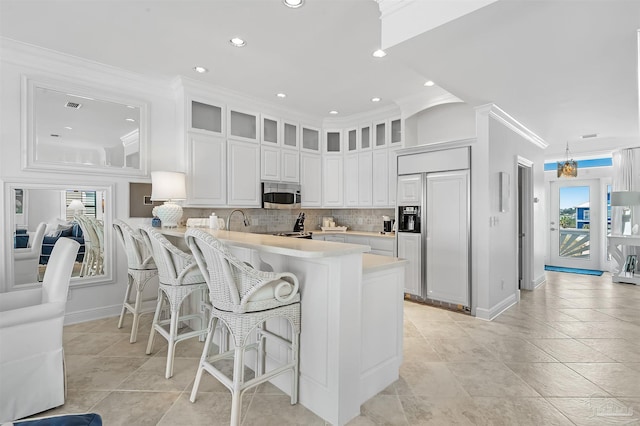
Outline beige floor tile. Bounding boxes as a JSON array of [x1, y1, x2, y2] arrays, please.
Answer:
[[430, 338, 498, 362], [356, 394, 408, 425], [528, 338, 614, 362], [556, 308, 624, 322], [63, 332, 126, 355], [65, 355, 148, 391], [29, 390, 109, 419], [399, 396, 479, 425], [399, 361, 469, 397], [402, 337, 443, 363], [241, 394, 326, 425], [566, 363, 640, 397], [594, 308, 640, 323], [412, 321, 470, 340], [479, 337, 558, 363], [470, 397, 574, 426], [506, 362, 608, 397], [547, 397, 639, 426], [91, 390, 181, 426], [577, 338, 640, 362], [117, 357, 199, 392], [446, 362, 540, 397], [157, 392, 250, 425]]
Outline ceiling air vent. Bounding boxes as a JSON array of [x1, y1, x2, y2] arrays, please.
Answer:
[[65, 101, 82, 109]]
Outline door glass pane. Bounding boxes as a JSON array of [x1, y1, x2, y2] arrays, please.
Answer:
[[192, 101, 221, 133], [559, 186, 590, 259], [283, 123, 297, 147], [348, 129, 357, 151], [263, 118, 278, 144], [361, 127, 370, 149], [326, 132, 340, 152]]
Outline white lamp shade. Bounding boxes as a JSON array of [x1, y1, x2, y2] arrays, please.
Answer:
[[151, 171, 187, 201], [68, 200, 85, 211], [611, 191, 640, 206]]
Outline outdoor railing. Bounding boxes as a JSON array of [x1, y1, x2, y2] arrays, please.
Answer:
[[559, 228, 590, 258]]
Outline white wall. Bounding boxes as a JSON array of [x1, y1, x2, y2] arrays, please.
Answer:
[[0, 40, 177, 322], [26, 189, 63, 231], [405, 102, 476, 146]]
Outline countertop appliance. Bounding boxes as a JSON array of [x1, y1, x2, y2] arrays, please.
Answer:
[[397, 170, 470, 308], [273, 231, 313, 239], [262, 182, 301, 209]]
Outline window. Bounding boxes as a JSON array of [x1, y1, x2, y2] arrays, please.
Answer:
[[66, 190, 97, 221]]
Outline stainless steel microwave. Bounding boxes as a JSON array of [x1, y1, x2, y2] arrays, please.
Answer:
[[262, 182, 301, 209]]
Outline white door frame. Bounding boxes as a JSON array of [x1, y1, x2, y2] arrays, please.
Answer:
[[549, 179, 601, 270], [517, 156, 534, 290]]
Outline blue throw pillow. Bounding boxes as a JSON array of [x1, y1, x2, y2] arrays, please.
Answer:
[[72, 223, 83, 238], [59, 226, 74, 237], [14, 234, 29, 248], [14, 413, 102, 426]]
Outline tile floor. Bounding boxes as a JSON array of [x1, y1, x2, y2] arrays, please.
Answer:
[[35, 271, 640, 425]]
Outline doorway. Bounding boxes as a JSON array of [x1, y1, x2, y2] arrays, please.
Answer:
[[517, 158, 534, 290], [549, 179, 601, 270]]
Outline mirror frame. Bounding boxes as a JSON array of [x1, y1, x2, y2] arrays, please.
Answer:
[[1, 179, 115, 293], [21, 75, 149, 176]]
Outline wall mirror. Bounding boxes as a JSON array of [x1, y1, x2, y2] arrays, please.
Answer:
[[2, 180, 114, 292], [22, 76, 148, 176]]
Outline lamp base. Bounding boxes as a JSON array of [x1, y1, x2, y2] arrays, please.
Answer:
[[153, 202, 183, 228]]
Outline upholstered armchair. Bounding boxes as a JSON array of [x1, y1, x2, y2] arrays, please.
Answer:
[[0, 238, 80, 423], [13, 222, 47, 284]]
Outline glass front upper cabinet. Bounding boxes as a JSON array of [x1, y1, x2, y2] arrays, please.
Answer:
[[324, 130, 342, 154], [301, 125, 320, 152], [228, 107, 259, 143], [282, 121, 299, 150], [360, 124, 371, 151], [347, 128, 357, 152], [262, 115, 279, 145], [390, 118, 402, 146], [374, 121, 386, 149], [191, 100, 224, 135]]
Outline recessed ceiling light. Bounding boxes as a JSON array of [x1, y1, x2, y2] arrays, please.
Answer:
[[372, 49, 386, 58], [283, 0, 304, 8], [371, 97, 381, 102], [424, 80, 435, 87], [230, 37, 246, 47], [64, 126, 72, 130], [125, 118, 135, 122], [193, 66, 208, 73], [580, 133, 599, 139], [276, 93, 287, 98], [329, 110, 339, 115]]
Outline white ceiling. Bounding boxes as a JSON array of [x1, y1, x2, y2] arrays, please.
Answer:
[[1, 0, 638, 158]]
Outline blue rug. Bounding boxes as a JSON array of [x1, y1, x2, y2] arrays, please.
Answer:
[[544, 265, 603, 276]]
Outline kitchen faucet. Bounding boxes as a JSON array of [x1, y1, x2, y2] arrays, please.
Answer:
[[226, 209, 250, 231]]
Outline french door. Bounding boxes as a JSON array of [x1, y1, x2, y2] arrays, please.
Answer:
[[549, 179, 601, 270]]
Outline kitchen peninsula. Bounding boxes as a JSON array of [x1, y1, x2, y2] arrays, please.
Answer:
[[160, 228, 407, 425]]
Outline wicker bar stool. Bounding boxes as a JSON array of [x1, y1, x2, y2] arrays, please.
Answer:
[[112, 220, 158, 343], [140, 226, 208, 379], [185, 228, 301, 426]]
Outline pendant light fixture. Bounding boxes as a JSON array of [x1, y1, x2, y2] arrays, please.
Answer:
[[557, 142, 578, 178]]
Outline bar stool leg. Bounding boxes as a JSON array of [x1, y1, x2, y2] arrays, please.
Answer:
[[146, 289, 163, 355], [230, 346, 245, 426], [118, 275, 133, 329]]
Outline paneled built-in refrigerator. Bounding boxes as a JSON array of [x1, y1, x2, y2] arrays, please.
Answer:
[[397, 170, 470, 308]]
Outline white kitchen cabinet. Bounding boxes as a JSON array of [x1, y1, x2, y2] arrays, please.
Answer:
[[324, 129, 342, 154], [261, 145, 281, 181], [190, 99, 224, 135], [388, 148, 399, 207], [282, 121, 299, 150], [358, 151, 372, 206], [346, 128, 358, 153], [389, 117, 402, 148], [370, 236, 394, 257], [301, 125, 321, 153], [262, 115, 280, 145], [228, 107, 259, 143], [186, 133, 226, 206], [397, 174, 422, 204], [344, 153, 359, 207], [281, 149, 299, 183], [227, 139, 260, 206], [398, 232, 422, 297], [360, 124, 372, 151], [324, 234, 346, 243], [372, 150, 389, 207], [374, 120, 386, 149], [322, 155, 343, 207], [300, 152, 322, 207]]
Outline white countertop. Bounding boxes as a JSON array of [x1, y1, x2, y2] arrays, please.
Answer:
[[362, 253, 408, 273], [160, 227, 369, 259], [313, 230, 396, 239]]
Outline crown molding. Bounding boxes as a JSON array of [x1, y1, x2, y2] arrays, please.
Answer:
[[476, 103, 548, 149], [1, 37, 172, 98]]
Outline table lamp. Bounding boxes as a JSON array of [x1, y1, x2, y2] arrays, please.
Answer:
[[611, 191, 640, 235], [151, 171, 187, 228], [68, 199, 85, 214]]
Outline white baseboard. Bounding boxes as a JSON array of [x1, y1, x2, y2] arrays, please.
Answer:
[[475, 293, 518, 321], [63, 299, 158, 325], [532, 273, 546, 289]]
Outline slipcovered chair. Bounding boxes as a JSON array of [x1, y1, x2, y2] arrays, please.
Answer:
[[13, 222, 47, 284], [0, 238, 80, 423], [140, 226, 208, 379], [185, 228, 301, 426], [113, 219, 158, 343]]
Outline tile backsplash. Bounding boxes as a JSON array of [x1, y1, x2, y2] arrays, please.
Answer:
[[180, 208, 395, 234]]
